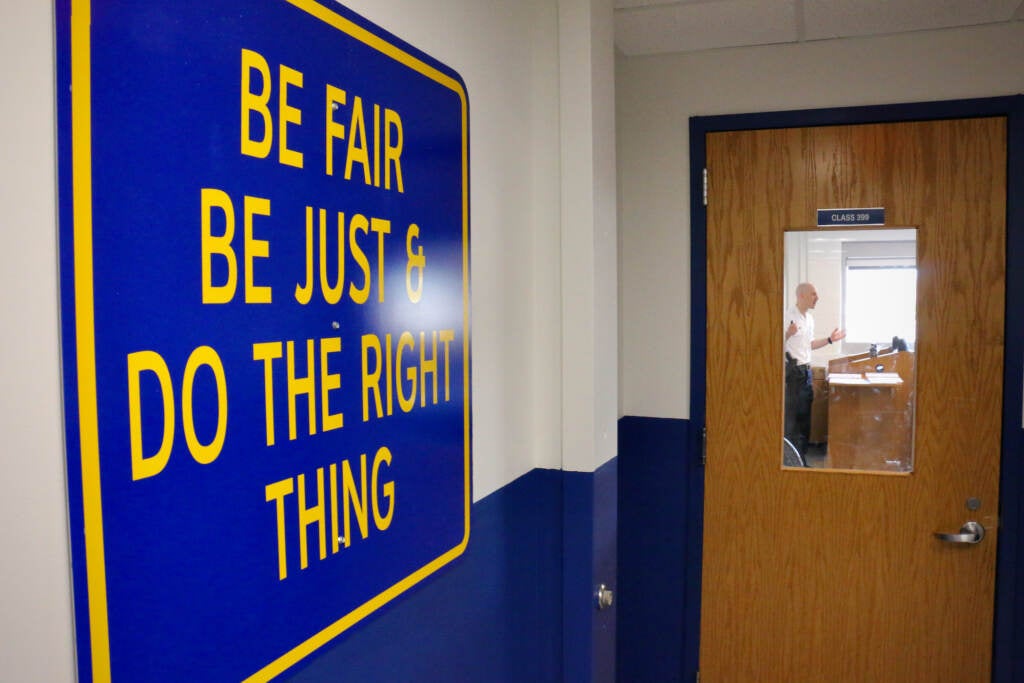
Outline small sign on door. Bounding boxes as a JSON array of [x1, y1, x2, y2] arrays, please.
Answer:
[[817, 207, 885, 227]]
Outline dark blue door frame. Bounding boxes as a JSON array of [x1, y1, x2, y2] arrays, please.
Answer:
[[686, 95, 1024, 681]]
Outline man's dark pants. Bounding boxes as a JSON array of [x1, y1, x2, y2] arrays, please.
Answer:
[[784, 358, 813, 456]]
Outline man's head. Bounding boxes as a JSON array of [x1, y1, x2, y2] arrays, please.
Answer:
[[796, 282, 818, 312]]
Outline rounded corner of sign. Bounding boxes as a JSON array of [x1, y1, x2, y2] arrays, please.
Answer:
[[458, 512, 471, 553], [452, 77, 469, 110], [458, 494, 471, 555], [451, 532, 470, 560]]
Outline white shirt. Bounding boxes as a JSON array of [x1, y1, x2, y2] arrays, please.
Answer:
[[784, 305, 814, 365]]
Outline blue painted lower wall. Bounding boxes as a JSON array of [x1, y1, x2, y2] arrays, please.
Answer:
[[281, 412, 704, 683], [562, 458, 618, 682], [286, 463, 619, 682], [616, 416, 692, 683]]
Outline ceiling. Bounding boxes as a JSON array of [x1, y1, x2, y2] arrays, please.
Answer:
[[614, 0, 1024, 56]]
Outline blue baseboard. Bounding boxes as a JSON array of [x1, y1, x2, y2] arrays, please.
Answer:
[[617, 415, 691, 683]]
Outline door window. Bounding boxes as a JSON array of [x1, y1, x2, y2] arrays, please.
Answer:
[[782, 229, 917, 473]]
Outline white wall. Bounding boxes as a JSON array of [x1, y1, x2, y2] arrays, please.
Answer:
[[0, 4, 76, 681], [351, 0, 619, 475], [559, 0, 619, 472], [344, 0, 565, 494], [0, 0, 572, 678], [617, 22, 1024, 420]]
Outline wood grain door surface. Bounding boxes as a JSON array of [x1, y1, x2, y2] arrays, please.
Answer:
[[700, 118, 1006, 681]]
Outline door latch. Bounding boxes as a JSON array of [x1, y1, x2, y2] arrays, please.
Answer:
[[934, 520, 985, 544]]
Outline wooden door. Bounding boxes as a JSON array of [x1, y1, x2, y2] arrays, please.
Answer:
[[700, 118, 1006, 681]]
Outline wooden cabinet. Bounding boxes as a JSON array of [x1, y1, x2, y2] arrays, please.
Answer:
[[809, 366, 829, 444], [825, 350, 915, 472]]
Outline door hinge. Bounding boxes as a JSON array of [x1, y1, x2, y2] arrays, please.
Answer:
[[702, 168, 708, 206], [700, 426, 707, 467], [696, 671, 701, 683]]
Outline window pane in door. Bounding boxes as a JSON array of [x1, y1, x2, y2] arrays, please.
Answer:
[[844, 266, 917, 347]]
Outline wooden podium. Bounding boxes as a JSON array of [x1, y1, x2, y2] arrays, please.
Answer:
[[825, 349, 915, 472], [808, 366, 829, 445]]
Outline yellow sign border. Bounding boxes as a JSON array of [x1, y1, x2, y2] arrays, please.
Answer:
[[69, 2, 471, 680]]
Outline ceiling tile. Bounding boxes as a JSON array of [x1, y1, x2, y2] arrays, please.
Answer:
[[615, 0, 798, 56], [614, 0, 701, 8], [803, 0, 1023, 40]]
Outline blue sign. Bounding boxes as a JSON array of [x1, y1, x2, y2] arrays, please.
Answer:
[[817, 207, 886, 227], [56, 1, 470, 680]]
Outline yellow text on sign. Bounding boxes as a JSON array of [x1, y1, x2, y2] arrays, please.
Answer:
[[265, 446, 395, 580], [294, 207, 391, 305], [126, 346, 228, 480], [201, 188, 272, 304], [240, 48, 405, 192], [361, 330, 456, 421], [252, 337, 345, 448], [201, 190, 399, 307]]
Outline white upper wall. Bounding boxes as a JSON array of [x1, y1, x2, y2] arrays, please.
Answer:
[[559, 0, 620, 472], [351, 0, 620, 475], [617, 22, 1024, 419], [343, 0, 564, 495], [1, 4, 75, 682]]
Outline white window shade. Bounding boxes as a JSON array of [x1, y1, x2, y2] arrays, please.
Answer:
[[842, 241, 917, 347]]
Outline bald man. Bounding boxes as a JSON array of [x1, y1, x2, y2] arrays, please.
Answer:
[[784, 282, 845, 458]]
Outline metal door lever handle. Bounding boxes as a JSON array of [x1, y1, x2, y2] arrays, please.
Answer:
[[934, 520, 985, 544]]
